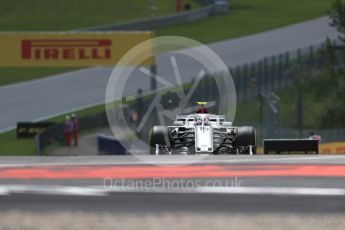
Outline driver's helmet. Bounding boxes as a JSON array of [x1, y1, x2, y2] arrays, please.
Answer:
[[196, 102, 208, 113]]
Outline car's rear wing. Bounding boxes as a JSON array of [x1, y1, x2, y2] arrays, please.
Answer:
[[175, 114, 225, 122]]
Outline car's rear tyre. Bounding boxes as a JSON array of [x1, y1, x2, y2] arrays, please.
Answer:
[[234, 126, 256, 154], [149, 126, 170, 147]]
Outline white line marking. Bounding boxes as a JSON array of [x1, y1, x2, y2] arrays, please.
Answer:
[[0, 126, 16, 134], [0, 185, 344, 197], [0, 187, 9, 196], [100, 185, 345, 196], [0, 185, 106, 196], [1, 155, 345, 168], [197, 186, 345, 196]]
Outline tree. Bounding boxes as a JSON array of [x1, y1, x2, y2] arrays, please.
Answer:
[[317, 0, 345, 128], [330, 0, 345, 43], [320, 75, 345, 128]]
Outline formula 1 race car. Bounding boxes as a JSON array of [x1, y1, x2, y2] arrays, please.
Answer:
[[149, 113, 256, 155]]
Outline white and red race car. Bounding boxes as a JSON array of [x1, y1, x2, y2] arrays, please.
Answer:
[[149, 113, 256, 155]]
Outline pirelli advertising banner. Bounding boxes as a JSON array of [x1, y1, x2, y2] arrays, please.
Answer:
[[0, 32, 154, 67]]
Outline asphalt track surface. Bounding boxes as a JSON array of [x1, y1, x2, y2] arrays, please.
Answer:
[[0, 16, 338, 133], [0, 155, 345, 213]]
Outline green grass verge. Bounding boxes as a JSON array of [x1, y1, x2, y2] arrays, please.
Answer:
[[0, 0, 200, 31], [156, 0, 332, 44], [0, 130, 36, 156]]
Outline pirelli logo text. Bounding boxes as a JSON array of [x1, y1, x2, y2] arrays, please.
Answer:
[[21, 39, 112, 60], [0, 32, 153, 66]]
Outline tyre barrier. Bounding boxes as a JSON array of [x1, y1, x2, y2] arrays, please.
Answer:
[[97, 135, 128, 155], [263, 139, 319, 154]]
